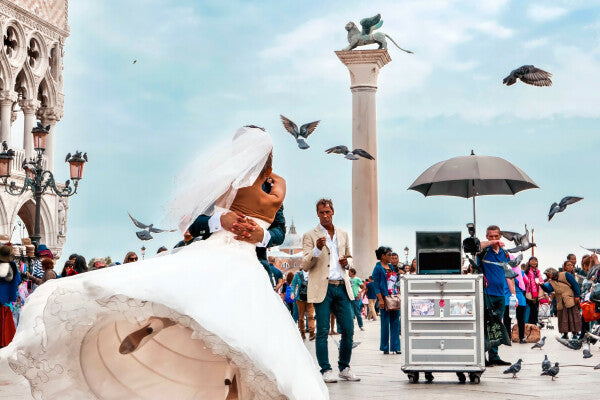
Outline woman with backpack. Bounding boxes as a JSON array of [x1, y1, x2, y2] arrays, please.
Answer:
[[282, 272, 295, 314]]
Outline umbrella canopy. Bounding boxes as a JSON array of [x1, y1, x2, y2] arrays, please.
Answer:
[[409, 151, 539, 198], [408, 151, 539, 234]]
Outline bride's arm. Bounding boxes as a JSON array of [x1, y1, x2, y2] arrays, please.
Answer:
[[267, 173, 286, 201]]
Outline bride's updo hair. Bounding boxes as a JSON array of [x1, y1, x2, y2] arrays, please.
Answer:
[[260, 152, 273, 178]]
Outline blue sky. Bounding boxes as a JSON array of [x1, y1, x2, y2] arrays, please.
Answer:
[[53, 0, 600, 268]]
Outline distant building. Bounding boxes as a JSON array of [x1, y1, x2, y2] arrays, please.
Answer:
[[268, 221, 302, 272]]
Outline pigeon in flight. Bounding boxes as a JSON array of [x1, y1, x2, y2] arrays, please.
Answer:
[[541, 362, 559, 380], [580, 246, 600, 254], [502, 225, 536, 253], [503, 359, 522, 379], [325, 145, 375, 161], [128, 212, 176, 241], [483, 253, 523, 279], [555, 336, 583, 350], [542, 355, 551, 372], [133, 59, 137, 64], [503, 65, 552, 87], [280, 115, 320, 150], [531, 336, 546, 350], [548, 196, 583, 221], [333, 339, 360, 349]]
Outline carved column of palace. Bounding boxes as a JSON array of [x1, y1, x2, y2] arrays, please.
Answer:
[[38, 107, 63, 171], [19, 99, 41, 160], [0, 91, 17, 146], [335, 49, 391, 278]]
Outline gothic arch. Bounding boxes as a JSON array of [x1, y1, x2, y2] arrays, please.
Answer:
[[12, 195, 54, 245], [14, 64, 36, 99], [38, 76, 56, 108], [0, 51, 13, 90]]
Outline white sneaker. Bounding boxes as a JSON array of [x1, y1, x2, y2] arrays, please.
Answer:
[[322, 370, 338, 383], [339, 367, 361, 381]]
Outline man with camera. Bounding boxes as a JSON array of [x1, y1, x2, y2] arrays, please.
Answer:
[[474, 225, 516, 367]]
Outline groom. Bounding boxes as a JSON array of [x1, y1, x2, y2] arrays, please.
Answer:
[[187, 168, 285, 285]]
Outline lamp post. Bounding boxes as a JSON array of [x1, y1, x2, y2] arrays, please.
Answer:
[[141, 246, 146, 260], [404, 246, 409, 264], [0, 122, 87, 250]]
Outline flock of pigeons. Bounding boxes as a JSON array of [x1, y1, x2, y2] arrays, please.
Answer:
[[280, 115, 375, 161]]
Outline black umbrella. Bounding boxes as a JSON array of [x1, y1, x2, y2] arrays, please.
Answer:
[[408, 151, 539, 235]]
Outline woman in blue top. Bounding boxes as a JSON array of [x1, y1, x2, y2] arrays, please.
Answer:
[[372, 246, 401, 354], [503, 266, 528, 343]]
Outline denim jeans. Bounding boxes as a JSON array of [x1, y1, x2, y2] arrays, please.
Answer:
[[314, 284, 354, 373], [380, 308, 400, 352], [351, 299, 363, 328]]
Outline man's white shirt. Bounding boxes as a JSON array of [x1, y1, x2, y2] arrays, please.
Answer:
[[312, 225, 344, 280]]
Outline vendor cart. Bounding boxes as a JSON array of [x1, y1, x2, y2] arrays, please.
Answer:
[[400, 274, 485, 383]]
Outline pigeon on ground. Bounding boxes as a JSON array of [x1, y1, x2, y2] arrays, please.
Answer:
[[333, 339, 360, 349], [548, 196, 583, 221], [541, 362, 559, 380], [503, 65, 552, 87], [595, 363, 600, 370], [583, 342, 592, 359], [280, 115, 320, 150], [532, 336, 546, 350], [503, 359, 522, 379], [128, 212, 176, 241], [502, 225, 536, 253], [542, 355, 551, 372], [483, 253, 523, 279], [325, 145, 374, 161], [555, 336, 583, 350]]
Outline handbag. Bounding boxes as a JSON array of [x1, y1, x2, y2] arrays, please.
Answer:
[[384, 294, 401, 311]]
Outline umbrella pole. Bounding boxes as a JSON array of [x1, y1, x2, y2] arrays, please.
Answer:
[[472, 180, 477, 236]]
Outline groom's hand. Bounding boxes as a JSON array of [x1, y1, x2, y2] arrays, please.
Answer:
[[220, 211, 244, 232], [234, 219, 264, 243]]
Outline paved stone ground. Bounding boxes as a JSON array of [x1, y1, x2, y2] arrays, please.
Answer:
[[305, 317, 600, 400], [1, 317, 598, 399]]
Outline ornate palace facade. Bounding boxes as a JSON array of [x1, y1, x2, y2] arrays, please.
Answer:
[[0, 0, 69, 257]]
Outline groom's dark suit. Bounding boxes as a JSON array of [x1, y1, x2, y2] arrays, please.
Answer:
[[187, 181, 286, 284]]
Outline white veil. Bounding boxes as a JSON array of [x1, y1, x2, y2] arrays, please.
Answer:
[[167, 126, 273, 233]]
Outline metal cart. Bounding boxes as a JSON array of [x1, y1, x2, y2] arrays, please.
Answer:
[[400, 274, 485, 383]]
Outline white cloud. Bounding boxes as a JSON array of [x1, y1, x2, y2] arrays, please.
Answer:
[[524, 37, 549, 49], [528, 5, 568, 22], [471, 20, 513, 38]]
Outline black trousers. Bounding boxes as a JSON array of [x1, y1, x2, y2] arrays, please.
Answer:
[[504, 305, 526, 340], [527, 299, 539, 324]]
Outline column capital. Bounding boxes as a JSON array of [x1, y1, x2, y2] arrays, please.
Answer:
[[0, 90, 18, 105], [37, 106, 63, 125], [335, 49, 391, 89], [19, 99, 41, 114]]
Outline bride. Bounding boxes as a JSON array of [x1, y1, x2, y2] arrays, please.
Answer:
[[0, 126, 328, 400]]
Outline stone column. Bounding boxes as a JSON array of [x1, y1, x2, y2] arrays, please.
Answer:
[[38, 107, 63, 172], [335, 49, 391, 278], [0, 91, 17, 146], [19, 99, 41, 160]]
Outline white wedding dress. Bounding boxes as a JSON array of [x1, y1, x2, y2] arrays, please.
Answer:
[[0, 218, 328, 400]]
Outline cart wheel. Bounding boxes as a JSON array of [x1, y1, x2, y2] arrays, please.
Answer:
[[425, 372, 434, 383], [456, 372, 466, 383], [469, 373, 480, 384], [408, 372, 420, 383]]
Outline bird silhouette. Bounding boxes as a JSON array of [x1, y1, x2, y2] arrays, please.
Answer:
[[503, 359, 522, 379], [542, 355, 551, 372], [541, 362, 559, 380], [548, 196, 583, 221], [531, 336, 546, 350], [325, 145, 374, 161], [502, 225, 536, 253], [128, 212, 176, 241], [280, 115, 320, 150], [483, 253, 523, 279], [133, 59, 137, 64], [503, 65, 552, 87]]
